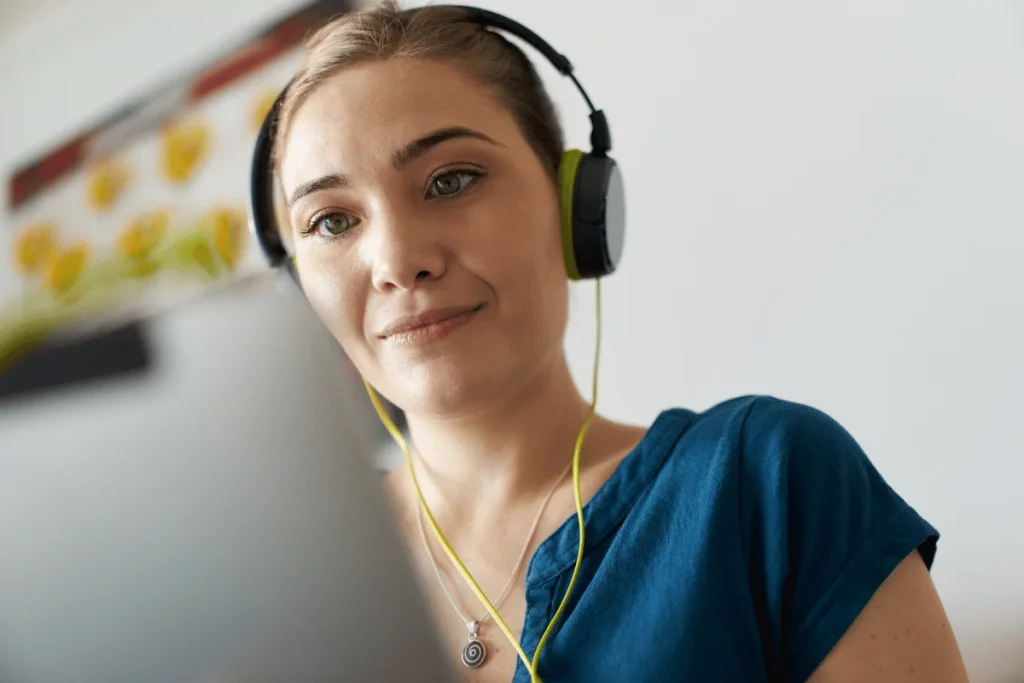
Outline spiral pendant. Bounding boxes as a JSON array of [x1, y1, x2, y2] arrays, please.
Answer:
[[462, 636, 487, 668]]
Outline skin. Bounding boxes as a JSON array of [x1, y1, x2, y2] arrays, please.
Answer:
[[278, 58, 969, 682]]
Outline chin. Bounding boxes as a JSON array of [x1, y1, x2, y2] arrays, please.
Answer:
[[371, 330, 560, 419], [379, 354, 528, 419], [401, 365, 497, 417]]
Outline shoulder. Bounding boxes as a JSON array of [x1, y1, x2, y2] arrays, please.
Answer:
[[648, 394, 933, 559], [651, 394, 882, 488], [641, 396, 940, 681], [680, 393, 855, 448], [649, 393, 846, 439], [647, 394, 870, 483]]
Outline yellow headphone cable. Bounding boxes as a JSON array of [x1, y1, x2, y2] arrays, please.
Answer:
[[364, 279, 603, 683]]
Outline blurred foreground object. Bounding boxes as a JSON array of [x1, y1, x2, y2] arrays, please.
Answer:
[[0, 271, 453, 683]]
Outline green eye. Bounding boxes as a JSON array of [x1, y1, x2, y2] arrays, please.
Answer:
[[316, 213, 353, 236], [428, 170, 479, 198]]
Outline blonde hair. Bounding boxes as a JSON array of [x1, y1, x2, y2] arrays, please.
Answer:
[[272, 0, 564, 180]]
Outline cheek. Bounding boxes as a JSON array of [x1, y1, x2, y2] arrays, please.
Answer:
[[517, 187, 565, 283], [481, 184, 568, 327], [297, 252, 369, 355], [482, 173, 563, 271]]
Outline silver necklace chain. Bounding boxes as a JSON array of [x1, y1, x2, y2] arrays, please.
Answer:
[[415, 459, 572, 667]]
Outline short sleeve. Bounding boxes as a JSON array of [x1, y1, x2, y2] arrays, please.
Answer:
[[738, 397, 939, 683]]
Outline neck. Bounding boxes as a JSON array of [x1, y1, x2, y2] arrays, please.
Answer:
[[402, 354, 593, 514]]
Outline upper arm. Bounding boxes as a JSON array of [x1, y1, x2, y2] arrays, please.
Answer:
[[806, 550, 968, 682]]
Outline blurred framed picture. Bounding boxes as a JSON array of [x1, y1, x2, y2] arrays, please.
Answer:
[[2, 0, 357, 361]]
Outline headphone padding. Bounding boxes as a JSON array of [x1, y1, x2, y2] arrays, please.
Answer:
[[558, 149, 585, 281]]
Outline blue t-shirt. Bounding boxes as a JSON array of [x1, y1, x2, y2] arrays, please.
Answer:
[[514, 395, 939, 683]]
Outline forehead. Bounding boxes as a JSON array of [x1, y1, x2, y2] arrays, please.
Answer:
[[278, 59, 516, 193]]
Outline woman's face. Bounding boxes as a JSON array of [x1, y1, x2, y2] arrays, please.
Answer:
[[278, 58, 568, 416]]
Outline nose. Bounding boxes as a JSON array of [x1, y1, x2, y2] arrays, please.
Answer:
[[368, 207, 447, 292]]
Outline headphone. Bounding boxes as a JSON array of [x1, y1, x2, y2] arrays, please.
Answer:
[[248, 5, 625, 282]]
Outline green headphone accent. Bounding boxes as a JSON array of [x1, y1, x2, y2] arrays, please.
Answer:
[[558, 149, 585, 281]]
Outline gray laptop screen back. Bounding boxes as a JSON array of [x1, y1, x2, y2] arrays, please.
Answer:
[[0, 273, 452, 683]]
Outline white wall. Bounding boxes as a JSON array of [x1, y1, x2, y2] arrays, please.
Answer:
[[2, 0, 1022, 681]]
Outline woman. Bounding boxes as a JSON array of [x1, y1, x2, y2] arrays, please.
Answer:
[[269, 2, 969, 681]]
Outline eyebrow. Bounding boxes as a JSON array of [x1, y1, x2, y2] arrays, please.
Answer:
[[287, 126, 500, 208], [288, 173, 349, 207], [391, 126, 500, 170]]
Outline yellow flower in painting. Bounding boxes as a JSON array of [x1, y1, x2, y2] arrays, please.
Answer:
[[127, 259, 161, 279], [86, 158, 131, 211], [251, 89, 279, 133], [191, 241, 218, 277], [13, 221, 59, 275], [43, 242, 91, 294], [118, 210, 171, 260], [204, 206, 247, 270], [160, 116, 211, 185]]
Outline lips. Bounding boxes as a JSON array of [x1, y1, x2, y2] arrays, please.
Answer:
[[378, 304, 483, 343]]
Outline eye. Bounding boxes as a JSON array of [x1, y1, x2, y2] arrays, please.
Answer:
[[427, 169, 481, 198], [307, 211, 358, 238]]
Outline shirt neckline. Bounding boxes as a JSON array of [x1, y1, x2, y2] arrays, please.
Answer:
[[523, 408, 695, 587]]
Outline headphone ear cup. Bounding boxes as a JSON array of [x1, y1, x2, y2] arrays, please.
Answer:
[[559, 150, 626, 281], [558, 149, 586, 280]]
